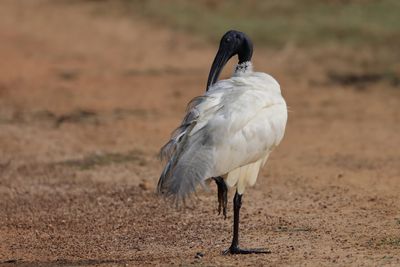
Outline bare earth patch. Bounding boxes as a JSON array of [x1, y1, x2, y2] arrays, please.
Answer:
[[0, 1, 399, 266]]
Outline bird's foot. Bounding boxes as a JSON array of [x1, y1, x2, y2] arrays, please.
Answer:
[[213, 176, 228, 219], [223, 246, 271, 255]]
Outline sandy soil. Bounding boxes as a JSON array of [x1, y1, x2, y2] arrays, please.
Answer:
[[0, 1, 399, 266]]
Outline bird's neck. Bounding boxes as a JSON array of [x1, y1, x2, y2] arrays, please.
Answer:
[[233, 61, 253, 77]]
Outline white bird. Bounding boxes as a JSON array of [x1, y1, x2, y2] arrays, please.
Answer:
[[158, 30, 287, 254]]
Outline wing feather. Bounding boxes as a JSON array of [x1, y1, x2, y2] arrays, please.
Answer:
[[158, 95, 223, 200]]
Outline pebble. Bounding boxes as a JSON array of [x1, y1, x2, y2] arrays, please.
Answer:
[[195, 252, 204, 259]]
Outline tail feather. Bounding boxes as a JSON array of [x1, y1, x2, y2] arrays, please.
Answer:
[[158, 133, 213, 201], [158, 94, 219, 201], [226, 167, 240, 187], [237, 165, 248, 194]]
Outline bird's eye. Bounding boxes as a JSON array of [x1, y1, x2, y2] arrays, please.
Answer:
[[225, 37, 231, 43]]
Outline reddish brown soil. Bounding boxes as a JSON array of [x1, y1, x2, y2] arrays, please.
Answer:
[[0, 1, 399, 266]]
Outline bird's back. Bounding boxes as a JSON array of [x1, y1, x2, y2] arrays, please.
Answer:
[[158, 70, 287, 200]]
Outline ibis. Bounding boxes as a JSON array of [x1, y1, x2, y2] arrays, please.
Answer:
[[158, 30, 287, 254]]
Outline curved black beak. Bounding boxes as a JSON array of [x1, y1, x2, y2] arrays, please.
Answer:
[[206, 47, 232, 90]]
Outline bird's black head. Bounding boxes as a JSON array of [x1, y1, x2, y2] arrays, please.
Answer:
[[206, 30, 253, 90]]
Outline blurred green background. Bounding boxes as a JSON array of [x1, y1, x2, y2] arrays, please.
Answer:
[[126, 0, 400, 49], [86, 0, 400, 79]]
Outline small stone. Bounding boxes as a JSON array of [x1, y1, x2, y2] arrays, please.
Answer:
[[195, 252, 204, 259], [139, 181, 150, 191]]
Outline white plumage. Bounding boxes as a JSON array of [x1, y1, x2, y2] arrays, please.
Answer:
[[159, 30, 287, 254], [159, 61, 287, 198]]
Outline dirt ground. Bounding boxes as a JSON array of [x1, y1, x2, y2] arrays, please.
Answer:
[[0, 1, 399, 266]]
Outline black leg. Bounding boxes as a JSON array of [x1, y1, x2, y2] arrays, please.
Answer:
[[213, 176, 227, 219], [223, 191, 271, 255]]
